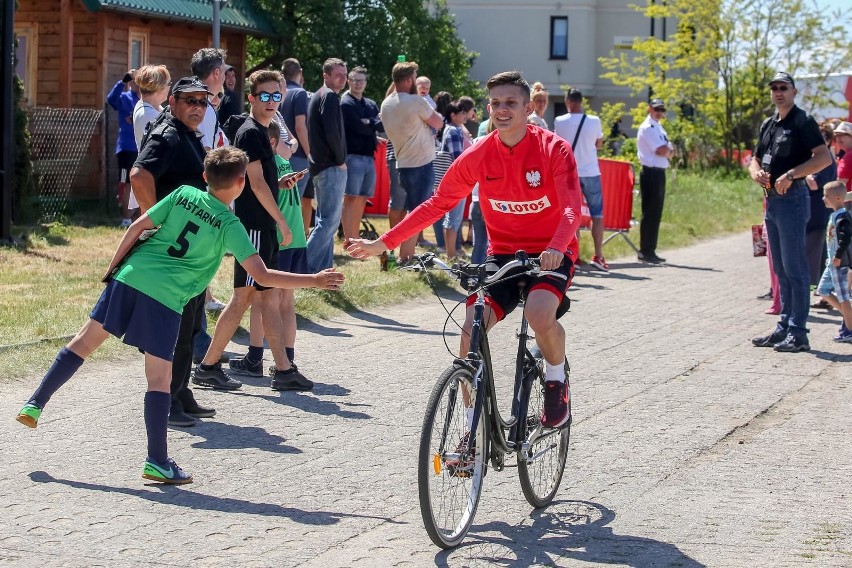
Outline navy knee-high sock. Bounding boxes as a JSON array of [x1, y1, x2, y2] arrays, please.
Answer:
[[247, 345, 264, 362], [28, 347, 84, 408], [285, 347, 295, 365], [144, 391, 171, 464]]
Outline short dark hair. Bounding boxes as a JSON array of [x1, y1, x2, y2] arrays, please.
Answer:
[[281, 58, 302, 81], [249, 70, 283, 94], [566, 88, 582, 102], [443, 100, 463, 121], [204, 146, 248, 190], [190, 48, 227, 80], [486, 71, 530, 100], [457, 96, 475, 113], [267, 119, 281, 142], [392, 62, 419, 84], [349, 66, 368, 80], [323, 58, 347, 75]]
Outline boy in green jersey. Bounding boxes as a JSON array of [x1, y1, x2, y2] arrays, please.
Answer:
[[16, 147, 344, 485]]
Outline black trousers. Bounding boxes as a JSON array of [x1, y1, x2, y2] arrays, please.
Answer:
[[170, 291, 205, 409], [639, 166, 667, 255]]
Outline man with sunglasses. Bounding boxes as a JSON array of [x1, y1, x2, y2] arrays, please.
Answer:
[[190, 47, 228, 150], [749, 71, 832, 353], [636, 97, 674, 264], [129, 76, 219, 426]]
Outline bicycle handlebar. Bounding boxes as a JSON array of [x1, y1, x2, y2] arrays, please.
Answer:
[[401, 251, 540, 291]]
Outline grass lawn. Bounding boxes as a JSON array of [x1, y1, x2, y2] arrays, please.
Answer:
[[0, 170, 763, 380]]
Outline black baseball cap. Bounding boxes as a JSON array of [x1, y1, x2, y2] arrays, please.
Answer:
[[768, 71, 795, 88], [649, 98, 665, 109], [171, 76, 212, 97]]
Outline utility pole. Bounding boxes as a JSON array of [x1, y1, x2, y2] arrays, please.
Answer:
[[1, 0, 15, 241], [212, 0, 225, 48]]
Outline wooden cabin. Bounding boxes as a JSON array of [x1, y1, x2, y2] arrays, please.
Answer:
[[14, 0, 273, 201]]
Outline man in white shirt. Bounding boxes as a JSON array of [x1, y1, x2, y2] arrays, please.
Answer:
[[381, 62, 444, 260], [190, 48, 228, 150], [636, 98, 674, 264], [554, 89, 607, 270]]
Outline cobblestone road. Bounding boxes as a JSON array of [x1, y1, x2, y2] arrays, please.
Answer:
[[1, 232, 850, 567]]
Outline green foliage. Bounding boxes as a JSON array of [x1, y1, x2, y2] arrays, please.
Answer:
[[246, 0, 482, 102], [599, 0, 852, 172], [12, 74, 37, 223]]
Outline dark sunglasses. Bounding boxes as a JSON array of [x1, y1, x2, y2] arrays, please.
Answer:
[[176, 96, 209, 107], [653, 107, 666, 112], [770, 85, 789, 92], [255, 91, 283, 103]]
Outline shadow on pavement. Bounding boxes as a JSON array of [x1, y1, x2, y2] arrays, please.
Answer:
[[436, 500, 704, 568], [27, 471, 400, 526], [810, 349, 852, 363], [184, 421, 302, 454]]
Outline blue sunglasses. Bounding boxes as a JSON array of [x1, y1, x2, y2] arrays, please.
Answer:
[[255, 91, 283, 103]]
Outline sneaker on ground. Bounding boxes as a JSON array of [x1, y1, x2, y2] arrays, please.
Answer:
[[182, 401, 216, 418], [119, 218, 132, 228], [142, 457, 193, 484], [751, 329, 788, 348], [590, 255, 609, 271], [205, 298, 226, 311], [16, 403, 42, 428], [168, 408, 197, 427], [417, 239, 437, 248], [192, 353, 229, 365], [773, 333, 811, 353], [833, 329, 852, 343], [229, 356, 263, 377], [637, 252, 665, 264], [192, 363, 243, 390], [540, 380, 571, 428], [271, 366, 314, 391]]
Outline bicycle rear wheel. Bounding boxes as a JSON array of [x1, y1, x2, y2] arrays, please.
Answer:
[[517, 358, 570, 508], [418, 365, 489, 549]]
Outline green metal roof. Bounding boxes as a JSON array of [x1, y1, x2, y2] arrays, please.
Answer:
[[81, 0, 276, 36]]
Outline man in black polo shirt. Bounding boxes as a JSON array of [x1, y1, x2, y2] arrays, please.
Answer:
[[130, 76, 221, 426], [749, 71, 832, 353], [341, 65, 382, 241]]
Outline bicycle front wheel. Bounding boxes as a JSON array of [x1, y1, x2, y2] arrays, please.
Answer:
[[418, 365, 489, 549], [517, 358, 570, 508]]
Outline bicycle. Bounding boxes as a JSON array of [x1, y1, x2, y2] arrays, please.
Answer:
[[404, 251, 572, 549]]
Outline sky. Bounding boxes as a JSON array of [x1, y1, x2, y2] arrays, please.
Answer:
[[814, 0, 852, 15]]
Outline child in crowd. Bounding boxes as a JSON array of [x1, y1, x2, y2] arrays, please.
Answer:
[[16, 147, 344, 484], [229, 120, 309, 380], [816, 181, 852, 342]]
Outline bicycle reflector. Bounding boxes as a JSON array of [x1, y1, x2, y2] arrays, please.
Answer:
[[433, 453, 442, 475]]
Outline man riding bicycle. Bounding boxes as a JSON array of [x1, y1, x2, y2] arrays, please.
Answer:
[[346, 70, 583, 428]]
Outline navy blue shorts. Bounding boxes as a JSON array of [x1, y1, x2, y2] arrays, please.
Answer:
[[90, 280, 181, 361], [278, 247, 310, 274]]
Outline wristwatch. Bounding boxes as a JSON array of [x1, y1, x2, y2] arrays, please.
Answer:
[[785, 171, 795, 181]]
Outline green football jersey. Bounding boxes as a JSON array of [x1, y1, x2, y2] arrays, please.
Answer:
[[275, 155, 307, 250], [114, 185, 258, 313]]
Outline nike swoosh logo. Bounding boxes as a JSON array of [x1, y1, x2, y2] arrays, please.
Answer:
[[149, 463, 174, 477], [485, 176, 503, 181]]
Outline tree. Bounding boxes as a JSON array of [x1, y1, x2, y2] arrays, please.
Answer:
[[245, 0, 481, 103], [599, 0, 852, 171]]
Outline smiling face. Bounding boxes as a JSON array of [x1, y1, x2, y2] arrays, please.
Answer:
[[487, 84, 533, 141], [324, 64, 348, 93], [348, 72, 367, 98], [225, 68, 237, 91], [170, 90, 209, 130]]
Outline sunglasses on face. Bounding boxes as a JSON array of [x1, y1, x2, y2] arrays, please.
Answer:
[[254, 91, 283, 103], [653, 107, 666, 113], [770, 85, 789, 92], [176, 96, 209, 107]]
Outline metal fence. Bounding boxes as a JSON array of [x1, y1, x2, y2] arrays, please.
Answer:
[[27, 107, 103, 219]]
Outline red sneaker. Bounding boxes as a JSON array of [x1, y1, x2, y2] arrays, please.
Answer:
[[590, 255, 609, 271], [541, 380, 571, 428]]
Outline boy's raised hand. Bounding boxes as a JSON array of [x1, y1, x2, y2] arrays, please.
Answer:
[[314, 268, 345, 291]]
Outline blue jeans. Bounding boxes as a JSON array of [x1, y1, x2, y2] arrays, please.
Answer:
[[288, 155, 312, 198], [344, 154, 376, 197], [765, 181, 811, 339], [398, 162, 434, 212], [306, 165, 347, 272]]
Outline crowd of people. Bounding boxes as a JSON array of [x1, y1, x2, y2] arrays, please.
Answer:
[[18, 56, 852, 486]]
